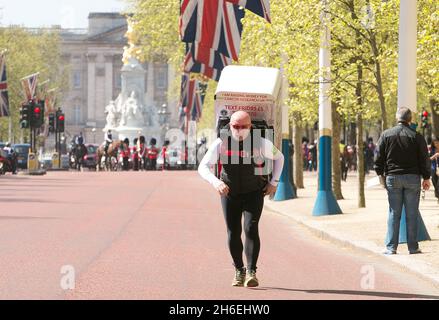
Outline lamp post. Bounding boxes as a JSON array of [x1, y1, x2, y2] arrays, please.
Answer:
[[312, 0, 342, 216], [158, 103, 171, 143], [92, 128, 96, 144]]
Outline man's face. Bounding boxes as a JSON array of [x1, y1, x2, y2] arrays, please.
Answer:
[[230, 119, 252, 141]]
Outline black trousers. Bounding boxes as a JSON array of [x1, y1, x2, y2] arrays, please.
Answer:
[[221, 188, 265, 272], [433, 172, 439, 199]]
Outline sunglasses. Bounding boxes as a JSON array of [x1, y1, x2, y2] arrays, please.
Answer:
[[231, 124, 251, 130]]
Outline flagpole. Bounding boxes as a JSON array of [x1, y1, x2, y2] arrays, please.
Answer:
[[8, 116, 12, 143]]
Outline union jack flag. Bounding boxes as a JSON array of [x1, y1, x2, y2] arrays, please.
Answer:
[[0, 52, 9, 118], [36, 80, 50, 102], [225, 0, 271, 23], [21, 73, 39, 101], [180, 0, 245, 61], [179, 73, 207, 130], [46, 88, 58, 113], [183, 46, 222, 82], [192, 82, 207, 121]]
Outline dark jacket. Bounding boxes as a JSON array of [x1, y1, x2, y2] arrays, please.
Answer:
[[431, 146, 438, 173], [219, 135, 267, 195], [374, 123, 431, 180]]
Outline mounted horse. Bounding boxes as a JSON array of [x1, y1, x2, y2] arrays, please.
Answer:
[[71, 144, 88, 171], [97, 140, 122, 171]]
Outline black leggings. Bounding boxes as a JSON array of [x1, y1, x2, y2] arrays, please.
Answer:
[[221, 189, 265, 272]]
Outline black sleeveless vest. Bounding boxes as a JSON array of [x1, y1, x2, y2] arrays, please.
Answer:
[[219, 133, 268, 195]]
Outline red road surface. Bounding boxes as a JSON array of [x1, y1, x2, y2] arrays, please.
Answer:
[[0, 171, 438, 300]]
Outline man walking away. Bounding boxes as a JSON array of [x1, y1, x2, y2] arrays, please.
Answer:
[[374, 107, 431, 255], [430, 136, 439, 203]]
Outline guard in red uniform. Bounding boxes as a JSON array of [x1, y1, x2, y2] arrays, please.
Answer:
[[121, 138, 131, 171], [161, 140, 170, 171], [139, 136, 147, 170], [148, 138, 159, 171]]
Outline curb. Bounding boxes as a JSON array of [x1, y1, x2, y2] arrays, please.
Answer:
[[264, 201, 439, 288], [18, 170, 47, 176], [46, 168, 70, 172]]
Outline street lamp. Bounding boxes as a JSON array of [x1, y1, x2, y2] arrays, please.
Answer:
[[158, 103, 171, 126], [92, 128, 96, 144], [158, 104, 171, 146]]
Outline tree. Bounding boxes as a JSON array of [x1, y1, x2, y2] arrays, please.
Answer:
[[0, 27, 66, 142], [418, 0, 439, 138]]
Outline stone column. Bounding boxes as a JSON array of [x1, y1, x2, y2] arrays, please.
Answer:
[[146, 62, 155, 105], [167, 64, 178, 127], [86, 53, 97, 124], [105, 54, 114, 103]]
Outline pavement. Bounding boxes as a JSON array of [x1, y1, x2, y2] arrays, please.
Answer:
[[265, 171, 439, 286], [0, 171, 439, 300]]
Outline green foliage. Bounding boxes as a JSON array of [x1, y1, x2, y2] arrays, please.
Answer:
[[418, 0, 439, 111], [0, 27, 66, 142]]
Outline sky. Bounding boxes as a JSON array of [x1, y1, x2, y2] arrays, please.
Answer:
[[0, 0, 127, 29]]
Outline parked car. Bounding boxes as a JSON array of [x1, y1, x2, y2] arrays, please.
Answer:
[[83, 144, 99, 170], [12, 144, 31, 170]]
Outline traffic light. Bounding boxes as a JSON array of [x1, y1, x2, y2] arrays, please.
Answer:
[[48, 113, 56, 133], [30, 100, 45, 129], [421, 111, 429, 129], [20, 103, 31, 129], [56, 112, 65, 133]]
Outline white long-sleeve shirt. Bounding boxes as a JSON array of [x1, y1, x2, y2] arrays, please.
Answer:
[[198, 137, 285, 189]]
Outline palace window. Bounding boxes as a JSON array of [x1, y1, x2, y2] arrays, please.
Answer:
[[156, 66, 168, 89], [73, 105, 82, 125], [73, 71, 81, 89]]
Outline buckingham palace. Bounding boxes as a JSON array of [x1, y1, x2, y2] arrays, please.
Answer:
[[59, 12, 178, 144]]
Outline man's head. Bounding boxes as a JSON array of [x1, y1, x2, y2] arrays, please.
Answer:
[[230, 111, 252, 141], [396, 107, 413, 124]]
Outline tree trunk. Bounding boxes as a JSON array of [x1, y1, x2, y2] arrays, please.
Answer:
[[430, 98, 439, 139], [332, 101, 344, 200], [371, 33, 387, 132], [349, 0, 366, 208], [293, 113, 305, 189], [357, 113, 366, 208], [349, 123, 357, 146]]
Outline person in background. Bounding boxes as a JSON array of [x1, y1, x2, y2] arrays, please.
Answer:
[[138, 136, 147, 171], [162, 140, 170, 171], [132, 138, 140, 171], [148, 138, 159, 171], [374, 107, 431, 255], [121, 138, 131, 171], [430, 136, 439, 204], [2, 142, 17, 174]]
